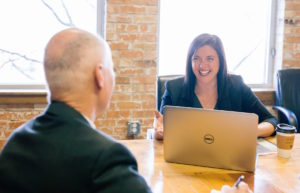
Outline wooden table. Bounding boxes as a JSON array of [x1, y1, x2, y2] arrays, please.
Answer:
[[120, 135, 300, 193]]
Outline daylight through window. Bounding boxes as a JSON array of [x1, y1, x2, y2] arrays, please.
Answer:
[[159, 0, 276, 87], [0, 0, 98, 88]]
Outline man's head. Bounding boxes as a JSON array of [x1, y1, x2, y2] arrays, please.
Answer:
[[44, 28, 115, 113]]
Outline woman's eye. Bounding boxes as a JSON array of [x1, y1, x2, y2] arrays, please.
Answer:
[[207, 57, 214, 62], [192, 57, 200, 62]]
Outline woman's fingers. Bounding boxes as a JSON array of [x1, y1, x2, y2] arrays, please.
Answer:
[[154, 110, 162, 119], [153, 110, 163, 129], [153, 110, 164, 140]]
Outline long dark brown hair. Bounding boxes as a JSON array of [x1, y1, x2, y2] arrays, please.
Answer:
[[184, 33, 228, 98]]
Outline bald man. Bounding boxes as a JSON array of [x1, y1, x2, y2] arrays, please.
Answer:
[[0, 28, 151, 193]]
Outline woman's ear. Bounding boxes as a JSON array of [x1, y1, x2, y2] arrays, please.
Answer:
[[95, 64, 104, 89]]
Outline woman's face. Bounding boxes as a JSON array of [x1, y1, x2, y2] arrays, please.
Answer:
[[191, 45, 220, 85]]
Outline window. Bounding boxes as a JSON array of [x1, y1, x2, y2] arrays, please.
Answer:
[[159, 0, 276, 87], [0, 0, 106, 89]]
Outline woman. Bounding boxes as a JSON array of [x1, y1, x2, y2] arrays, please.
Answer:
[[154, 33, 277, 140]]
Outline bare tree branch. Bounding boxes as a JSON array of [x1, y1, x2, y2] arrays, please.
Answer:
[[61, 0, 74, 26], [41, 0, 75, 27], [10, 59, 35, 80], [0, 0, 80, 82], [232, 39, 263, 71], [0, 48, 41, 79], [0, 48, 42, 64], [0, 58, 20, 70], [0, 49, 41, 63]]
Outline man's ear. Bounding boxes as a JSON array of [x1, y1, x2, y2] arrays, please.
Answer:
[[95, 64, 104, 89]]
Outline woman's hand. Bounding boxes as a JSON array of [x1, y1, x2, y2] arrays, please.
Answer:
[[257, 122, 275, 137], [153, 110, 164, 140]]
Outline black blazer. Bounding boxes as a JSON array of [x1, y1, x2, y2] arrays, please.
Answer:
[[160, 75, 277, 129], [0, 101, 151, 193]]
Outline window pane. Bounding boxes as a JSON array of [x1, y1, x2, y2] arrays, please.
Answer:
[[159, 0, 273, 85], [0, 0, 97, 86]]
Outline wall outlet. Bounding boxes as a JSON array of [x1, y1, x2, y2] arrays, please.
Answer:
[[127, 121, 140, 138]]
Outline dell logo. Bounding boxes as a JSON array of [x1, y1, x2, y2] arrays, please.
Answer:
[[204, 134, 214, 144]]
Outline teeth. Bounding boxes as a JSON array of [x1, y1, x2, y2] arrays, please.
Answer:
[[199, 70, 209, 75]]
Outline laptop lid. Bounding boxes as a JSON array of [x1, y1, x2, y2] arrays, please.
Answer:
[[163, 105, 258, 172]]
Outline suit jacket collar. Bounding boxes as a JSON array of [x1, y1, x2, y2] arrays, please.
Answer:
[[44, 101, 91, 128], [178, 81, 231, 110]]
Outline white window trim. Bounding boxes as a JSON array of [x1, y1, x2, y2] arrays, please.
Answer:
[[248, 0, 278, 89], [97, 0, 107, 39]]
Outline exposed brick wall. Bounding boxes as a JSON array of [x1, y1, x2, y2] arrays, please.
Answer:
[[0, 104, 46, 148], [93, 0, 159, 139], [283, 0, 300, 68], [0, 0, 159, 143], [1, 0, 300, 145]]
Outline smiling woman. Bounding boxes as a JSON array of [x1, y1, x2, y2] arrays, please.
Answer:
[[0, 0, 101, 89], [154, 33, 278, 140], [158, 0, 276, 87]]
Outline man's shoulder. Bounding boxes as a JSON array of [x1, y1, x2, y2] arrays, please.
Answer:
[[3, 118, 35, 142], [71, 121, 131, 158], [87, 128, 118, 147]]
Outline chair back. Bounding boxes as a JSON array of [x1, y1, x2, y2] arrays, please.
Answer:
[[276, 68, 300, 130], [157, 75, 184, 110]]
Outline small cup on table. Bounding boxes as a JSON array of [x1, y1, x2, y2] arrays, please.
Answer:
[[276, 123, 297, 158]]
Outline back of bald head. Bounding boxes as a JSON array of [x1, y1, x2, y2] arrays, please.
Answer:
[[44, 28, 109, 100]]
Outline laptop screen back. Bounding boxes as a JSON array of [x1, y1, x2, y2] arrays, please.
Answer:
[[163, 106, 258, 172]]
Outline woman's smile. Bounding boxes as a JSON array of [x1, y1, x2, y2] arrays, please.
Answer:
[[199, 69, 210, 76]]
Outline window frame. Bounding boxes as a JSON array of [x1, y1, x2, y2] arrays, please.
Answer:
[[0, 0, 106, 91], [248, 0, 277, 89], [157, 0, 278, 89]]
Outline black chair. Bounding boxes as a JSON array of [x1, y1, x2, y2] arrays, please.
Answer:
[[156, 75, 184, 111], [273, 68, 300, 132]]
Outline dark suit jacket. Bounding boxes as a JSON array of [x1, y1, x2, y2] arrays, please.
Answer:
[[160, 75, 278, 129], [0, 101, 151, 193]]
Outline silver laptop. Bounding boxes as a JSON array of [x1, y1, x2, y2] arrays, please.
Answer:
[[163, 106, 258, 172]]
